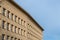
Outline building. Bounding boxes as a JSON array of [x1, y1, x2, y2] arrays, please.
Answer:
[[0, 0, 44, 40]]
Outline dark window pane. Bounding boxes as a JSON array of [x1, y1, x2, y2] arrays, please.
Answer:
[[2, 8, 6, 16], [15, 15, 17, 22], [7, 23, 9, 30], [2, 20, 5, 29], [7, 11, 10, 18], [6, 35, 9, 40], [18, 18, 20, 24], [18, 28, 20, 34], [11, 37, 13, 40], [11, 13, 13, 20], [18, 39, 20, 40], [15, 38, 17, 40], [2, 34, 5, 40], [15, 26, 17, 33], [11, 25, 13, 32]]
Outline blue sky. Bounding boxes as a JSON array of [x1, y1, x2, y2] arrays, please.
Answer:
[[14, 0, 60, 40]]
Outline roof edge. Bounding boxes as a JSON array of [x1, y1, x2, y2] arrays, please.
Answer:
[[7, 0, 44, 31]]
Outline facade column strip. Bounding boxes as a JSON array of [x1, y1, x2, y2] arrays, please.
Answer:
[[0, 5, 2, 14]]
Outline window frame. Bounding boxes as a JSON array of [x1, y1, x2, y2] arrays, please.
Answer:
[[2, 20, 5, 29], [7, 23, 9, 30], [2, 8, 6, 16], [2, 34, 5, 40]]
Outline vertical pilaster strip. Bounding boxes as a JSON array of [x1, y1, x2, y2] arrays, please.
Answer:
[[16, 16, 18, 23], [9, 12, 11, 20], [16, 27, 18, 33], [0, 3, 1, 28], [0, 5, 2, 14], [19, 28, 21, 35], [4, 21, 7, 29], [4, 35, 6, 40], [0, 18, 2, 28], [13, 25, 14, 33], [0, 7, 2, 39], [0, 0, 1, 14], [5, 10, 7, 17]]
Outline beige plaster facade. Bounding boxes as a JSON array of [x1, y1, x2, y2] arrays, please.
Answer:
[[0, 0, 44, 40]]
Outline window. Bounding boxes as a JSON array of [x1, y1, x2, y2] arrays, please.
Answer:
[[15, 38, 17, 40], [21, 29, 23, 35], [27, 24, 29, 29], [22, 20, 24, 26], [11, 37, 13, 40], [15, 26, 17, 33], [28, 24, 29, 26], [18, 18, 20, 24], [2, 34, 5, 40], [7, 23, 9, 30], [2, 20, 5, 29], [21, 19, 23, 25], [11, 13, 13, 20], [18, 39, 20, 40], [18, 28, 20, 34], [15, 15, 17, 22], [6, 35, 9, 40], [19, 28, 21, 34], [2, 8, 6, 16], [24, 21, 25, 26], [24, 30, 25, 36], [7, 11, 10, 18], [11, 25, 13, 32]]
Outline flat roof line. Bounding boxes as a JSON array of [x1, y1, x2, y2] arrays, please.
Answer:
[[7, 0, 44, 31]]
